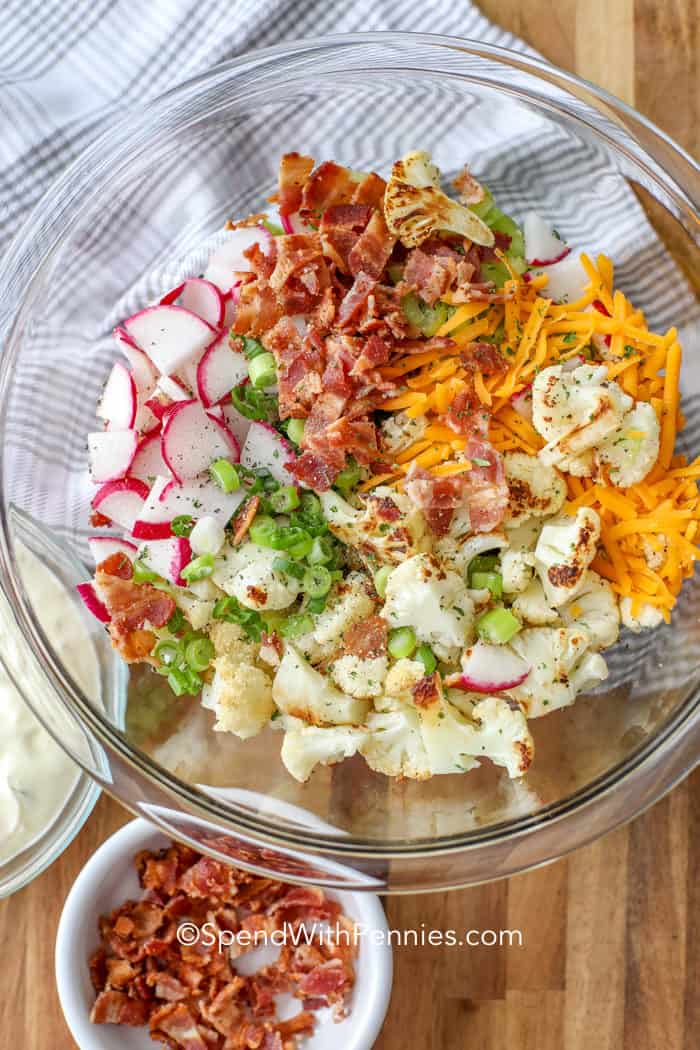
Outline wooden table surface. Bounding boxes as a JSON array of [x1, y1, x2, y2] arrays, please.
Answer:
[[2, 3, 699, 1048]]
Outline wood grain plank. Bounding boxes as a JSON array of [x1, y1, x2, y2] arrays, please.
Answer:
[[507, 859, 568, 991], [576, 0, 636, 105]]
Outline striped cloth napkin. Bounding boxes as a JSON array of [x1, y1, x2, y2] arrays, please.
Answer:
[[1, 0, 698, 694]]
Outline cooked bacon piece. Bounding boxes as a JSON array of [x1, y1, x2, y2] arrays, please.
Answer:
[[452, 165, 485, 204], [348, 210, 395, 279], [452, 282, 516, 304], [199, 980, 245, 1034], [311, 286, 336, 331], [278, 1012, 315, 1036], [402, 245, 458, 306], [267, 233, 330, 314], [149, 1003, 209, 1049], [96, 555, 175, 661], [299, 161, 356, 219], [344, 615, 388, 658], [397, 335, 456, 355], [412, 673, 441, 708], [105, 958, 136, 989], [90, 510, 112, 528], [138, 849, 181, 897], [320, 203, 372, 271], [351, 333, 392, 373], [177, 856, 234, 900], [277, 152, 314, 216], [148, 972, 188, 1002], [244, 240, 276, 280], [323, 416, 378, 465], [337, 271, 377, 328], [98, 551, 133, 579], [446, 384, 489, 439], [225, 212, 269, 230], [462, 437, 508, 532], [232, 281, 282, 336], [231, 495, 261, 545], [406, 467, 467, 537], [289, 449, 344, 490], [354, 283, 411, 341], [298, 959, 348, 999], [351, 171, 387, 208], [461, 341, 508, 375], [91, 990, 150, 1026], [264, 318, 324, 418]]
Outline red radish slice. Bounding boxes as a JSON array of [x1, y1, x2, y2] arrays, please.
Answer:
[[528, 253, 588, 305], [590, 299, 612, 349], [161, 278, 225, 328], [211, 401, 251, 449], [523, 211, 571, 266], [240, 421, 296, 486], [88, 536, 138, 565], [449, 641, 530, 694], [123, 305, 216, 377], [88, 430, 139, 483], [119, 342, 159, 432], [77, 582, 110, 623], [161, 400, 240, 483], [113, 325, 139, 352], [131, 430, 171, 481], [137, 537, 191, 586], [203, 227, 274, 291], [280, 212, 310, 235], [197, 332, 249, 407], [510, 384, 533, 423], [222, 284, 240, 328], [132, 475, 246, 537], [92, 477, 150, 532], [96, 362, 137, 431]]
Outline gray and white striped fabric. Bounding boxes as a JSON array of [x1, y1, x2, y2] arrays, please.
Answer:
[[2, 0, 699, 695]]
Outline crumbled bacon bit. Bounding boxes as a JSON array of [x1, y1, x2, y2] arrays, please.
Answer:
[[231, 495, 261, 545], [412, 673, 441, 708], [460, 341, 508, 375], [276, 152, 314, 217], [90, 841, 356, 1049], [90, 510, 112, 528], [95, 557, 175, 662]]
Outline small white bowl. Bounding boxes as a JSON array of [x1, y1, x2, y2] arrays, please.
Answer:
[[56, 818, 393, 1050]]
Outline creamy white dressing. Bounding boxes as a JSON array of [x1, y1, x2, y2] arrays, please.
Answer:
[[0, 545, 100, 864]]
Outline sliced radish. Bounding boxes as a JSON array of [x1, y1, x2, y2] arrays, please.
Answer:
[[510, 384, 533, 423], [88, 536, 138, 565], [137, 536, 191, 586], [161, 278, 225, 328], [523, 211, 571, 267], [88, 429, 139, 483], [222, 282, 241, 327], [113, 325, 139, 352], [240, 421, 296, 486], [528, 253, 588, 305], [210, 401, 251, 449], [449, 641, 530, 693], [119, 341, 159, 432], [133, 475, 246, 536], [197, 332, 249, 408], [203, 227, 273, 292], [77, 582, 110, 623], [131, 430, 171, 481], [96, 362, 137, 431], [123, 305, 216, 377], [281, 212, 311, 235], [92, 477, 150, 532], [161, 400, 240, 483]]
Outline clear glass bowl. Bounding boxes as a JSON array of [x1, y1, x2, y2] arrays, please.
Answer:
[[0, 34, 698, 892]]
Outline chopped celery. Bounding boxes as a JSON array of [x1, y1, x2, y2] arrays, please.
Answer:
[[388, 626, 417, 660], [469, 570, 503, 598], [476, 607, 521, 644], [401, 294, 453, 337]]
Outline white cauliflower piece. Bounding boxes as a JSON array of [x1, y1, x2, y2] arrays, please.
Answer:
[[508, 626, 608, 716], [320, 488, 426, 566], [281, 725, 367, 782], [381, 553, 474, 660], [380, 412, 426, 455], [383, 658, 426, 699], [534, 507, 601, 606], [506, 518, 542, 553], [511, 579, 559, 625], [620, 597, 665, 633], [561, 571, 619, 650], [212, 542, 300, 611], [597, 401, 660, 486], [417, 691, 534, 778], [360, 707, 432, 779], [501, 549, 535, 594], [384, 151, 495, 249], [330, 654, 388, 699], [175, 591, 215, 631], [434, 532, 509, 577], [272, 644, 370, 726], [504, 451, 566, 527], [205, 656, 274, 738], [533, 364, 633, 475]]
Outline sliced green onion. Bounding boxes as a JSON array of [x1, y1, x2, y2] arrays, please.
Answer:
[[476, 607, 521, 644], [249, 515, 280, 547], [306, 595, 327, 614], [269, 485, 300, 513], [334, 457, 361, 492], [167, 666, 202, 696], [415, 643, 437, 675], [248, 351, 277, 389], [388, 626, 417, 660], [280, 613, 314, 639], [286, 418, 306, 445], [289, 534, 314, 559], [468, 554, 500, 574], [299, 493, 322, 517], [272, 556, 306, 580], [154, 640, 182, 667], [181, 553, 215, 583], [303, 565, 332, 598], [470, 570, 503, 598], [210, 458, 240, 493], [273, 525, 312, 553], [171, 515, 196, 538], [167, 607, 185, 634], [373, 564, 392, 599], [185, 636, 215, 672], [212, 595, 266, 641], [133, 558, 159, 584], [237, 335, 268, 360], [231, 382, 278, 422], [308, 535, 335, 565]]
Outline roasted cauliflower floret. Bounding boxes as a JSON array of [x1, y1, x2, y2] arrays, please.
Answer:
[[203, 656, 274, 739], [175, 591, 215, 631], [293, 571, 376, 665], [596, 401, 660, 486], [561, 570, 619, 650], [507, 626, 608, 716], [380, 411, 427, 456], [620, 597, 665, 633], [208, 620, 259, 663], [383, 150, 495, 249], [272, 644, 370, 726], [330, 653, 388, 699], [511, 579, 559, 626], [501, 548, 535, 594], [320, 488, 426, 566], [281, 724, 367, 782], [534, 507, 601, 606], [533, 364, 633, 476], [383, 657, 427, 700], [381, 553, 474, 660], [212, 542, 301, 611], [434, 532, 509, 577], [360, 707, 432, 779], [504, 451, 566, 527]]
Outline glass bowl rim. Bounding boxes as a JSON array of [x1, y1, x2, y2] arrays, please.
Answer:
[[0, 30, 699, 863]]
